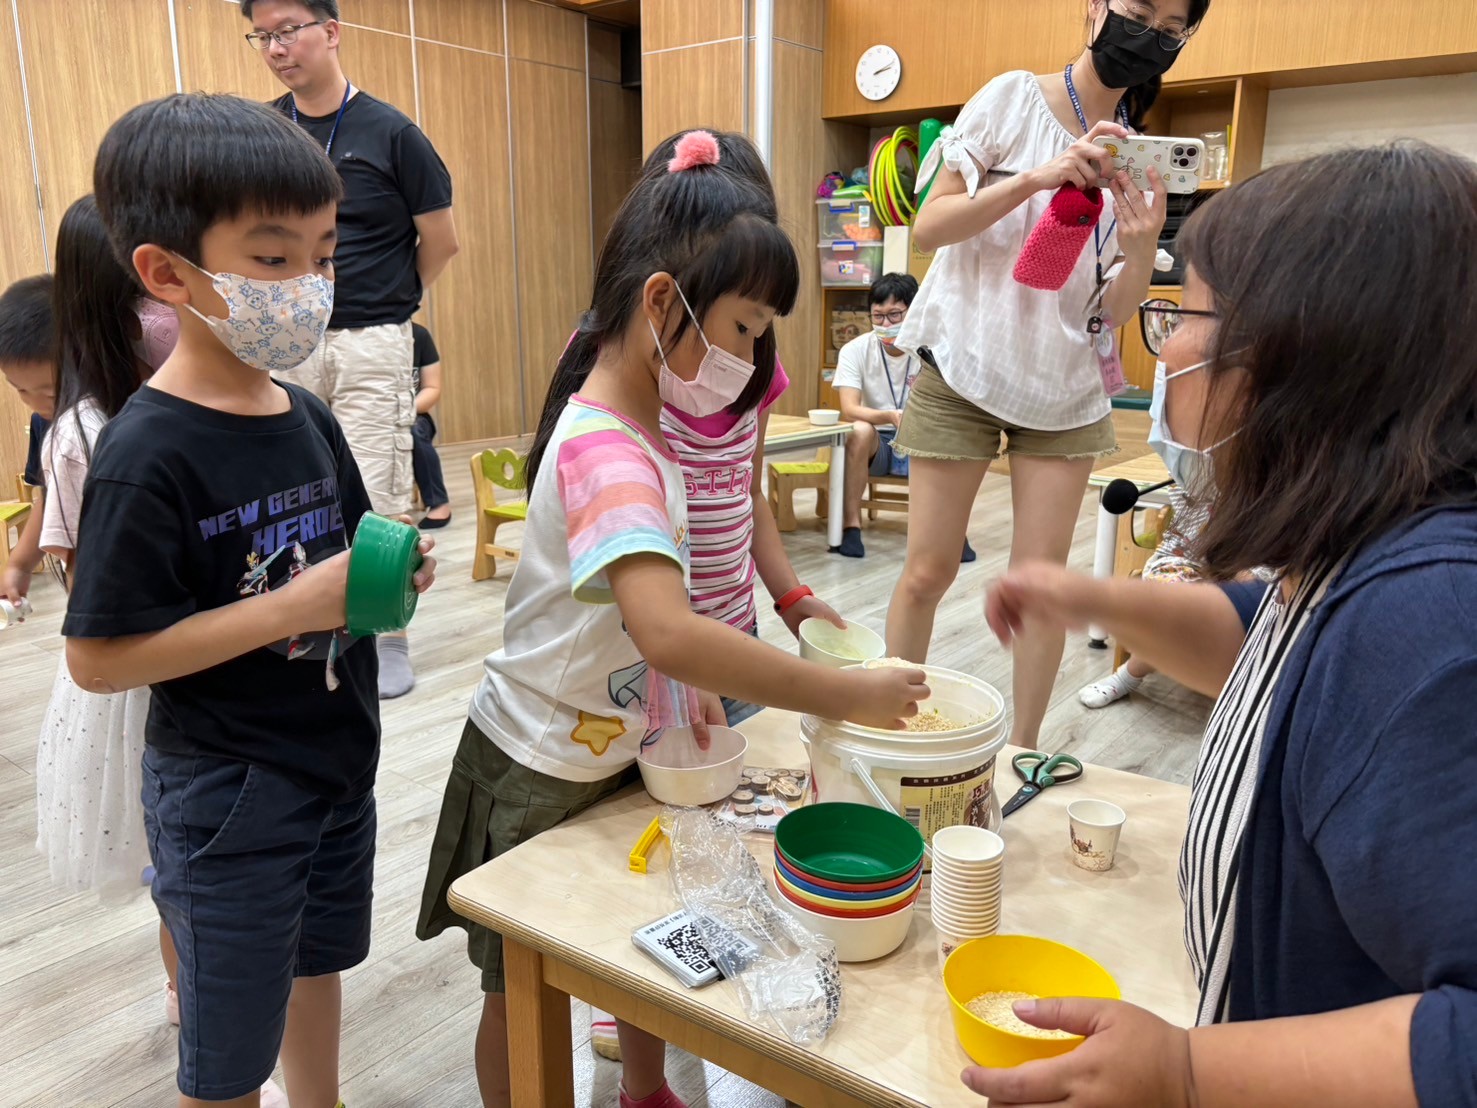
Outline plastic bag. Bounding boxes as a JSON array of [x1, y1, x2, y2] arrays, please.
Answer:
[[663, 807, 842, 1044]]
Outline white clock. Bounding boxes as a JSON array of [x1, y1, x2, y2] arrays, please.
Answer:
[[855, 44, 901, 102]]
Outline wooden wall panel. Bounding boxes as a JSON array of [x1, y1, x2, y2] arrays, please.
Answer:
[[643, 0, 743, 52], [417, 43, 522, 440], [775, 1, 824, 49], [16, 0, 177, 246], [0, 3, 44, 483], [176, 0, 284, 98], [339, 0, 410, 36], [822, 0, 1477, 120], [510, 59, 592, 428], [339, 25, 417, 114], [588, 19, 622, 81], [588, 72, 642, 248], [642, 40, 746, 154], [508, 0, 585, 68], [414, 0, 505, 53]]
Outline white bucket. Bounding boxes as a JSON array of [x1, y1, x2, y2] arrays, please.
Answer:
[[800, 663, 1008, 863]]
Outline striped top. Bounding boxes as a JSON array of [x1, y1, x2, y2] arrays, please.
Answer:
[[471, 398, 693, 780], [1180, 566, 1337, 1024], [659, 362, 789, 631]]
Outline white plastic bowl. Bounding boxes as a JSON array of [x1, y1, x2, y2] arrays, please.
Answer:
[[808, 408, 841, 426], [775, 875, 916, 961], [637, 725, 747, 806], [798, 618, 886, 668]]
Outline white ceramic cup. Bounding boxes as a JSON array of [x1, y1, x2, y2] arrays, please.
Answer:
[[1068, 799, 1127, 872]]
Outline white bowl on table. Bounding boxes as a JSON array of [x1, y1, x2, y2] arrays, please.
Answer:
[[637, 725, 747, 806], [808, 408, 841, 426], [774, 876, 917, 962]]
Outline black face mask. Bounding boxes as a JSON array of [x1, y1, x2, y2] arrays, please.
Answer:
[[1089, 9, 1183, 89]]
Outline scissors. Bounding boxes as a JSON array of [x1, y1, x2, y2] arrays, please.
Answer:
[[1001, 751, 1083, 818]]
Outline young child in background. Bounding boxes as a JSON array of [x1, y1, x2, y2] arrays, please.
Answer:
[[410, 321, 452, 529], [417, 130, 927, 1108], [67, 92, 435, 1108], [0, 276, 57, 609], [35, 194, 173, 900]]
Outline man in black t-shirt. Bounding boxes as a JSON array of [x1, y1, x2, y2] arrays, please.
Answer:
[[245, 0, 459, 697]]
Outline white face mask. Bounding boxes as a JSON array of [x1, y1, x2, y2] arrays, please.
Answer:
[[651, 281, 756, 418], [1147, 358, 1239, 496], [179, 257, 333, 373]]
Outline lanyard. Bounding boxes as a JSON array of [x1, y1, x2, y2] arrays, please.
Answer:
[[879, 337, 913, 411], [291, 81, 352, 159], [1065, 64, 1129, 334]]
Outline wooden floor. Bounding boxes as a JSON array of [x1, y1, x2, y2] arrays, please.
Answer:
[[0, 418, 1209, 1107]]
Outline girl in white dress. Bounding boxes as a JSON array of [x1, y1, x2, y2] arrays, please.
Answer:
[[34, 195, 172, 898]]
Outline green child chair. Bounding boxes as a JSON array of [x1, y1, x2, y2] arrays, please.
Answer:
[[470, 448, 529, 581]]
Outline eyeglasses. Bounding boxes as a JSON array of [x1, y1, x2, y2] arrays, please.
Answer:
[[1139, 299, 1218, 356], [245, 20, 325, 50], [870, 308, 908, 325], [1115, 1, 1194, 51]]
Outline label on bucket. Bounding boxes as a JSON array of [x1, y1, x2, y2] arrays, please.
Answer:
[[898, 760, 996, 840]]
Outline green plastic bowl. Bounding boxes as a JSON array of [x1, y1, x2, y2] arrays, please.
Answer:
[[775, 802, 925, 884], [345, 513, 423, 637]]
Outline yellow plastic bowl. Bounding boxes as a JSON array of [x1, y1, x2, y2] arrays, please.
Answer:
[[774, 864, 920, 913], [942, 935, 1120, 1068]]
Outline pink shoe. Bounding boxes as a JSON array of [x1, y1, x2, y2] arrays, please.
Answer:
[[619, 1081, 687, 1108], [258, 1079, 289, 1108], [164, 981, 179, 1027]]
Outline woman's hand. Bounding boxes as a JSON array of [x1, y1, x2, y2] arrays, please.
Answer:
[[781, 594, 845, 641], [961, 998, 1195, 1107], [985, 562, 1101, 647], [1030, 121, 1129, 192], [1109, 165, 1168, 262]]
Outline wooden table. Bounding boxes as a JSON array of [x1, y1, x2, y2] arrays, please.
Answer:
[[763, 414, 853, 549], [450, 711, 1197, 1107], [1086, 453, 1174, 647]]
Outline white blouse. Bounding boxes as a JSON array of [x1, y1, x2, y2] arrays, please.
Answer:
[[896, 71, 1121, 432]]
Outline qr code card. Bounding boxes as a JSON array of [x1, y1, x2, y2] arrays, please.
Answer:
[[632, 909, 723, 988]]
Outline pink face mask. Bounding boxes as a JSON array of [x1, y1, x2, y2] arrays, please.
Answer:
[[650, 282, 756, 418], [134, 297, 180, 372]]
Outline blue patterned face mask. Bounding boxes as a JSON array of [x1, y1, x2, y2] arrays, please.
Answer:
[[178, 257, 333, 373]]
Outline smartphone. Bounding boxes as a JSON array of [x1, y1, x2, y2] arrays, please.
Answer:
[[1101, 136, 1207, 194]]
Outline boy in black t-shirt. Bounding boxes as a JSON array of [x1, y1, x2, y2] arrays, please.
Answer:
[[67, 93, 437, 1106]]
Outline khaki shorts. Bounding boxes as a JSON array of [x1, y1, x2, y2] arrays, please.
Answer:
[[287, 321, 416, 516], [895, 361, 1117, 463]]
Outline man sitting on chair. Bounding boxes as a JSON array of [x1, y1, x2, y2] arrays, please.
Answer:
[[832, 274, 920, 559]]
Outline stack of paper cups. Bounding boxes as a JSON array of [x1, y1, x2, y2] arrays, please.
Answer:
[[929, 825, 1004, 973]]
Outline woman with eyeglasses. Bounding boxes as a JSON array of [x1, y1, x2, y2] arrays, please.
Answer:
[[971, 142, 1477, 1106], [886, 0, 1208, 750]]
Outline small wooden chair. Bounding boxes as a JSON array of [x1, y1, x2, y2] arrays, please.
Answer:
[[767, 448, 830, 532], [1111, 505, 1171, 670], [470, 447, 529, 581], [1, 499, 33, 569], [861, 473, 909, 519]]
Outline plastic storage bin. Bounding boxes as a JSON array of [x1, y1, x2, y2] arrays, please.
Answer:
[[819, 241, 883, 288], [817, 197, 882, 243]]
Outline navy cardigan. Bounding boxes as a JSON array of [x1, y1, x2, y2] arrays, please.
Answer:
[[1219, 506, 1477, 1106]]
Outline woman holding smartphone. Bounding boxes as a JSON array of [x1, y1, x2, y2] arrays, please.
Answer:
[[887, 0, 1209, 749]]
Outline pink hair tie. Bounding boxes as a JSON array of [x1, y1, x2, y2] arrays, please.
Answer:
[[668, 130, 720, 173]]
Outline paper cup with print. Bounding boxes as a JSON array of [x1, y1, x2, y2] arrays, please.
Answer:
[[1067, 799, 1126, 872]]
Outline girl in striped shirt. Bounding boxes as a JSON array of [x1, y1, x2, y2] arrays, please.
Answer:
[[418, 130, 928, 1108]]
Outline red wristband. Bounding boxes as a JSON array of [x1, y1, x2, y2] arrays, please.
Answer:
[[773, 585, 813, 615]]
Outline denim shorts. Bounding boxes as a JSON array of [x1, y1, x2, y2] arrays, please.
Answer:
[[142, 747, 376, 1101], [720, 620, 764, 725], [869, 426, 899, 477]]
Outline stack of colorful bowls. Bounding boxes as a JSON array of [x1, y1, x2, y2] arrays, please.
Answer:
[[930, 826, 1005, 970], [773, 802, 925, 962]]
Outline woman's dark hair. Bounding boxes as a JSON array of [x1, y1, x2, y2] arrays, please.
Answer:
[[635, 129, 785, 420], [54, 195, 144, 426], [527, 129, 800, 490], [1096, 0, 1213, 130], [1177, 141, 1477, 579]]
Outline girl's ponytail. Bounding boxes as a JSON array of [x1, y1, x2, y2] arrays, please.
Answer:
[[526, 315, 600, 491]]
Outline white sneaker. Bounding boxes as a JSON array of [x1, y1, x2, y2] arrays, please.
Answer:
[[259, 1080, 289, 1108], [591, 1008, 621, 1061]]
